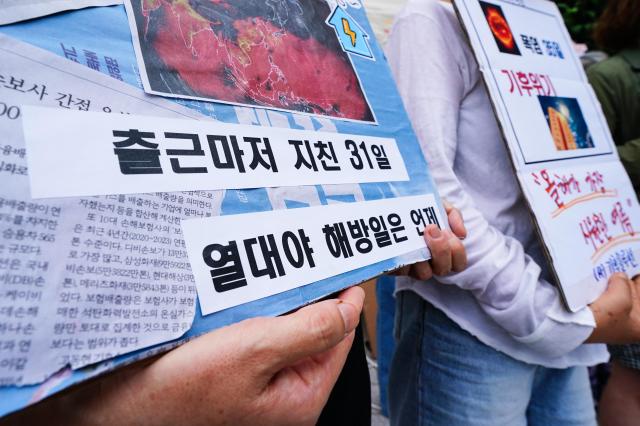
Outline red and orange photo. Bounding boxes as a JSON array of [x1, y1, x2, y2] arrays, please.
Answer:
[[479, 1, 521, 55], [126, 0, 375, 122]]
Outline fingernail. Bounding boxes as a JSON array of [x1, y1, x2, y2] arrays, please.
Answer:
[[428, 227, 442, 239], [337, 301, 358, 334]]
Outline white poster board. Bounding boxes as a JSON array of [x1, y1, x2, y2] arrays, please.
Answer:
[[454, 0, 640, 311]]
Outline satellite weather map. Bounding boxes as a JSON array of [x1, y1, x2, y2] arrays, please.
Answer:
[[128, 0, 375, 122]]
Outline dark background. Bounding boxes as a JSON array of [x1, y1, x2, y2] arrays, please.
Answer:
[[554, 0, 605, 48]]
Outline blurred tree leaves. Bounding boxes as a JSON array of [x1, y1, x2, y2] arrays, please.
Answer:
[[555, 0, 606, 48]]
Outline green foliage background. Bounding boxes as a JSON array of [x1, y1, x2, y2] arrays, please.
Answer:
[[554, 0, 606, 48]]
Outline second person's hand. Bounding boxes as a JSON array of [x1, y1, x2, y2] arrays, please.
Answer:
[[586, 273, 640, 344], [391, 201, 467, 280]]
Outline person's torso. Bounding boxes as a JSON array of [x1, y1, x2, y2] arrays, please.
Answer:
[[392, 1, 611, 369]]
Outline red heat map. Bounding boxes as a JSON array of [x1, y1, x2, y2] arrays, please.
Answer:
[[133, 0, 374, 121]]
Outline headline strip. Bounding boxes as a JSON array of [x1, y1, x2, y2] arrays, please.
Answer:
[[182, 194, 443, 315], [22, 107, 409, 198]]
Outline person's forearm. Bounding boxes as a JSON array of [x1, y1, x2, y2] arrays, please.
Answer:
[[586, 304, 619, 344]]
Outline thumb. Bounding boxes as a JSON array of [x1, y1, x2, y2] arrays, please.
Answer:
[[261, 286, 364, 375], [444, 201, 467, 239], [603, 272, 633, 306], [590, 273, 632, 331], [602, 273, 632, 311], [424, 225, 452, 276]]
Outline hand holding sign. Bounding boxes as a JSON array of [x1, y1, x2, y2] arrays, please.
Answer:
[[2, 208, 470, 424], [3, 287, 365, 426], [390, 201, 468, 279], [587, 273, 640, 344]]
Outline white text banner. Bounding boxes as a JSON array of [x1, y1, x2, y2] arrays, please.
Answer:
[[182, 195, 442, 315], [22, 107, 409, 198]]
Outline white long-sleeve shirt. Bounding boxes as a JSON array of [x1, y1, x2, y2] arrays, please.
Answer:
[[387, 0, 608, 368]]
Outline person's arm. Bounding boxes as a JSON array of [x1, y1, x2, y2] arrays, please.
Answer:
[[387, 10, 597, 358], [2, 287, 365, 426], [587, 65, 620, 135], [588, 67, 640, 191]]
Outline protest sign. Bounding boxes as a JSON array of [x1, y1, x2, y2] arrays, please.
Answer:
[[454, 0, 640, 311], [0, 0, 441, 417]]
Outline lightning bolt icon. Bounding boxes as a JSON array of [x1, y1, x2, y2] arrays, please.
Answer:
[[341, 18, 357, 47]]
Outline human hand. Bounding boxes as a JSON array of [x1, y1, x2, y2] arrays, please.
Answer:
[[2, 287, 365, 426], [586, 273, 640, 344], [390, 201, 467, 280]]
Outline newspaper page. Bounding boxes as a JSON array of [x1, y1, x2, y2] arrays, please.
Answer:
[[0, 33, 223, 386]]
